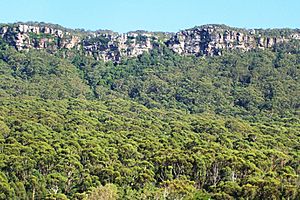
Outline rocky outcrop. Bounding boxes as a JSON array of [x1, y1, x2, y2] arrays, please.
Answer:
[[0, 24, 81, 51], [0, 23, 159, 62], [83, 32, 157, 61], [166, 25, 298, 56], [0, 23, 299, 62]]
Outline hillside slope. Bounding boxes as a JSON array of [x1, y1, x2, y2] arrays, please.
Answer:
[[0, 97, 299, 199], [0, 22, 299, 199]]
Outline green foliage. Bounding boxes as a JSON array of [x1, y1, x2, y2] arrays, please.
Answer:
[[29, 32, 54, 40], [84, 35, 111, 46], [72, 46, 300, 119], [0, 35, 299, 199], [88, 184, 118, 200], [0, 97, 298, 199], [0, 47, 92, 99]]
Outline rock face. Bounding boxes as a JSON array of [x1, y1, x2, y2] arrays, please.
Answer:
[[0, 23, 159, 62], [0, 24, 81, 51], [82, 32, 157, 62], [166, 25, 298, 56], [0, 23, 299, 62]]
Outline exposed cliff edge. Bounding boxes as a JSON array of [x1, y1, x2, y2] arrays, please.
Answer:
[[0, 24, 81, 51], [1, 23, 300, 62], [167, 25, 300, 56]]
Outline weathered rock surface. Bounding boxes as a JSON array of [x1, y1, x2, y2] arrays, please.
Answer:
[[166, 25, 299, 56], [0, 24, 81, 51], [0, 23, 299, 62], [82, 32, 157, 61]]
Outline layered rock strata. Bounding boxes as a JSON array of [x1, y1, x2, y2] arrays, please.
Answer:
[[1, 23, 299, 62]]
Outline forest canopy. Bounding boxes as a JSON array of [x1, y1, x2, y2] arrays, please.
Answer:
[[0, 35, 299, 199]]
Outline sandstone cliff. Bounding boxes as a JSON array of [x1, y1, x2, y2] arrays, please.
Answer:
[[82, 32, 158, 61], [166, 25, 300, 56], [0, 23, 299, 62], [0, 24, 81, 51]]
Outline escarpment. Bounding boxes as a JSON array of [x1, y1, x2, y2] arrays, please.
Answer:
[[166, 25, 300, 56], [82, 32, 158, 62], [0, 24, 81, 51], [1, 23, 299, 62]]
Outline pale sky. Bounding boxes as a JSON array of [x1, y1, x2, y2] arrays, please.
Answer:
[[1, 0, 299, 32]]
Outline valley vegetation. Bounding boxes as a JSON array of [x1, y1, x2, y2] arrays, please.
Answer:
[[0, 34, 299, 199]]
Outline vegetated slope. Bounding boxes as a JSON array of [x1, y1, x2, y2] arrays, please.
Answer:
[[0, 97, 299, 199], [1, 37, 299, 119], [0, 39, 92, 99], [0, 26, 299, 199], [72, 42, 300, 119]]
